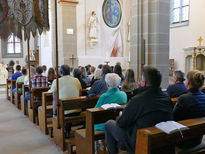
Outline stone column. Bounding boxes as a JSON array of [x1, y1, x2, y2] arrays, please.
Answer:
[[130, 0, 170, 88], [51, 0, 79, 68]]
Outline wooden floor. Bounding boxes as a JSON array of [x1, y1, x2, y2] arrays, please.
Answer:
[[0, 86, 63, 154]]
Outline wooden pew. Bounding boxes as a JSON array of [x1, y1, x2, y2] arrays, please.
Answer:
[[21, 85, 29, 115], [80, 89, 88, 96], [28, 87, 50, 124], [10, 80, 16, 104], [52, 96, 100, 151], [6, 79, 11, 100], [75, 107, 124, 154], [14, 82, 24, 109], [135, 118, 205, 154], [38, 92, 53, 134], [38, 89, 89, 136]]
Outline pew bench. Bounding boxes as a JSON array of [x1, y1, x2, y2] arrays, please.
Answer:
[[38, 92, 53, 135], [52, 96, 100, 151], [6, 79, 11, 100], [20, 85, 29, 115], [10, 80, 16, 104], [135, 118, 205, 154], [28, 87, 50, 124], [75, 107, 124, 154], [14, 82, 24, 109]]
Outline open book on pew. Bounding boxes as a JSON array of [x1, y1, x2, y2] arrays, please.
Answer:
[[155, 121, 189, 135], [101, 103, 123, 110]]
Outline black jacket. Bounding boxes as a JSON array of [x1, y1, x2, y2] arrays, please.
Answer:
[[116, 86, 174, 153]]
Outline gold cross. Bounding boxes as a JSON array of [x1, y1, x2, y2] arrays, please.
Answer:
[[198, 36, 203, 46], [70, 54, 77, 68]]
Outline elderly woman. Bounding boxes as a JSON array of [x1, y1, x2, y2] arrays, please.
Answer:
[[95, 73, 127, 131], [174, 70, 205, 147]]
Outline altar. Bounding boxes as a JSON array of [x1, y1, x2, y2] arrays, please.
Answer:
[[184, 46, 205, 73]]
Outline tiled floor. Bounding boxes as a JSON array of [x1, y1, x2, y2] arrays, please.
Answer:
[[0, 86, 63, 154]]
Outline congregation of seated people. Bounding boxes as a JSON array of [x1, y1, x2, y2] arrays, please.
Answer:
[[7, 61, 205, 154]]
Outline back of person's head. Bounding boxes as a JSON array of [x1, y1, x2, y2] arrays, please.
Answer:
[[42, 65, 47, 72], [114, 64, 122, 77], [21, 68, 27, 75], [94, 69, 102, 80], [16, 65, 21, 71], [9, 60, 15, 66], [143, 66, 162, 86], [102, 65, 112, 76], [36, 66, 43, 74], [98, 64, 103, 69], [105, 73, 121, 89], [48, 67, 56, 78], [125, 69, 135, 83], [60, 65, 70, 76], [90, 66, 96, 73], [186, 70, 204, 89], [73, 68, 82, 79], [174, 70, 185, 82], [81, 67, 87, 78]]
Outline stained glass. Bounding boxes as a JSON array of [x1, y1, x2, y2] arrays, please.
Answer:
[[182, 0, 189, 6], [15, 43, 21, 53], [173, 9, 180, 23], [7, 43, 14, 53], [173, 0, 180, 8], [182, 6, 189, 21], [7, 34, 21, 54]]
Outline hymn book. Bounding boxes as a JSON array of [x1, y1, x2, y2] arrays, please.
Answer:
[[101, 103, 123, 110], [155, 121, 188, 134]]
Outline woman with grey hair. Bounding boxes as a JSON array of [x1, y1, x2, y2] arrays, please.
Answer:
[[94, 73, 127, 131]]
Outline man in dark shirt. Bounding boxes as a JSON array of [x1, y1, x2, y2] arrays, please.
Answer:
[[104, 66, 174, 154], [87, 65, 111, 97], [167, 70, 187, 98]]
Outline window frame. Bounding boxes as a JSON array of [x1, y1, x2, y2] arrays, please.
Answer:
[[1, 34, 23, 58], [170, 0, 190, 28]]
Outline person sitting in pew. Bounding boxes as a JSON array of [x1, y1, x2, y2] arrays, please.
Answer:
[[104, 66, 174, 154], [11, 65, 22, 81], [87, 65, 112, 97], [12, 68, 27, 95], [95, 73, 127, 131], [173, 70, 205, 147], [25, 66, 48, 105], [49, 65, 82, 137], [49, 65, 82, 115], [73, 68, 87, 89], [167, 70, 187, 98]]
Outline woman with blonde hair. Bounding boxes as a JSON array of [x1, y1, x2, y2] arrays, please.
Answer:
[[174, 70, 205, 147]]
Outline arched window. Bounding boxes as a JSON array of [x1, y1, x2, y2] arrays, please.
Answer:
[[1, 34, 23, 58], [170, 0, 189, 27], [7, 34, 22, 54]]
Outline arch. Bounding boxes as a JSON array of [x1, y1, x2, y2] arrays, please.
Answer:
[[185, 55, 192, 73], [196, 54, 205, 72]]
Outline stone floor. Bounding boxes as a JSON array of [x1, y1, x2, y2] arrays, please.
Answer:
[[0, 86, 63, 154]]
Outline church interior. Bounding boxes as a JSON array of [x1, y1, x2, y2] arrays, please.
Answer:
[[0, 0, 205, 154]]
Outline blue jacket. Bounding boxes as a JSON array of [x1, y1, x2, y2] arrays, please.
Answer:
[[167, 82, 187, 98], [173, 88, 205, 147], [87, 77, 108, 97], [94, 88, 127, 131]]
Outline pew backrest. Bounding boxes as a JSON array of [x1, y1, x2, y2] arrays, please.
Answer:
[[59, 95, 100, 127], [85, 107, 124, 154], [135, 118, 205, 154]]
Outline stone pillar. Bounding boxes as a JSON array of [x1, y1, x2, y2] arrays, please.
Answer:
[[130, 0, 170, 88], [51, 0, 79, 68]]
